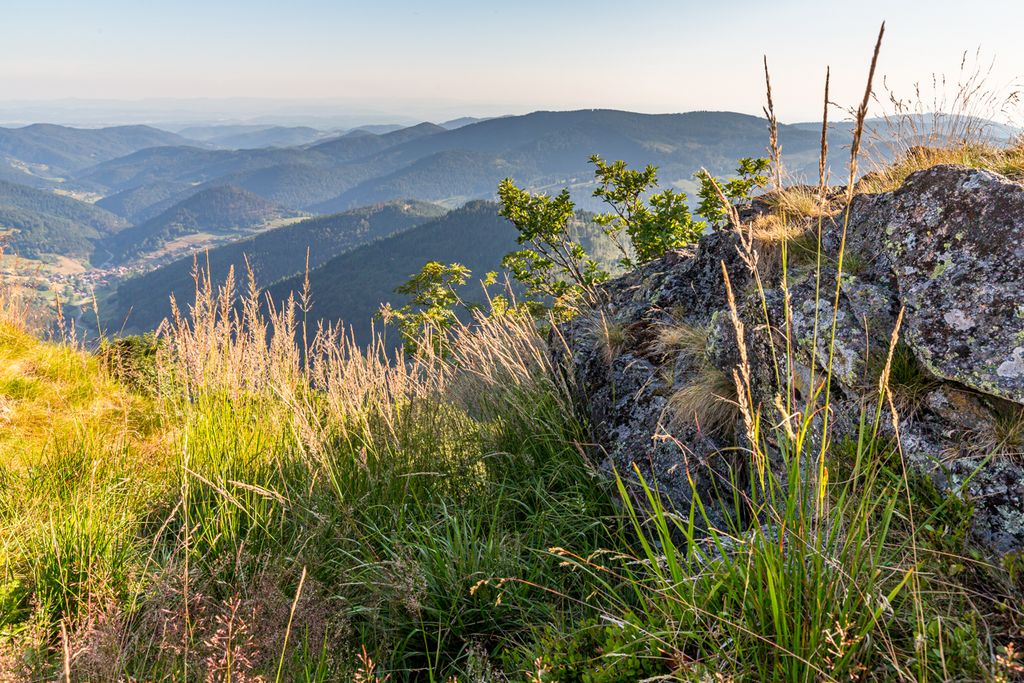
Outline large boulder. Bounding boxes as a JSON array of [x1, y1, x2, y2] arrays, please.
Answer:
[[883, 167, 1024, 403], [558, 164, 1024, 552]]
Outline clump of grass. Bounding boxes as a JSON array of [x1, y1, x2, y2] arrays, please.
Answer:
[[968, 398, 1024, 464], [656, 319, 739, 436], [587, 312, 628, 366], [667, 365, 739, 437], [747, 211, 811, 244], [858, 141, 1024, 194], [992, 404, 1024, 461], [763, 185, 832, 219], [653, 318, 708, 362]]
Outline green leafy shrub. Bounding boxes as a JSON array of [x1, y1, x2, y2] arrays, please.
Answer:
[[378, 260, 474, 355], [696, 156, 771, 227], [498, 179, 609, 321], [499, 155, 769, 321], [590, 155, 702, 266]]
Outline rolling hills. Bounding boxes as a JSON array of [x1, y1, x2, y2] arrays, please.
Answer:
[[68, 111, 839, 214], [0, 124, 190, 186]]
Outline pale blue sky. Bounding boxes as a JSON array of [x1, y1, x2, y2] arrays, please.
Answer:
[[2, 0, 1022, 122]]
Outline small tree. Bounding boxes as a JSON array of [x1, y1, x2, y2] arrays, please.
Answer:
[[590, 154, 703, 266], [498, 180, 609, 321], [696, 157, 771, 227], [495, 155, 771, 322], [378, 261, 472, 355]]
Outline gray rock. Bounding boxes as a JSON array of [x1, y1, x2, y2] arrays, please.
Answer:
[[557, 164, 1024, 553], [882, 167, 1024, 404]]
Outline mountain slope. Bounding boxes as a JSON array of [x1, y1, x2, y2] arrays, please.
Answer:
[[106, 200, 446, 332], [265, 201, 515, 346], [313, 150, 510, 211], [102, 185, 300, 263], [0, 179, 127, 258], [0, 124, 190, 180], [263, 199, 625, 349], [95, 180, 197, 223]]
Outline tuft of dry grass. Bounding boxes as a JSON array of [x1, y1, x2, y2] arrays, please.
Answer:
[[587, 312, 628, 366], [858, 140, 1024, 194], [747, 212, 811, 245], [667, 365, 740, 437], [972, 400, 1024, 465], [654, 319, 709, 362], [763, 186, 833, 219]]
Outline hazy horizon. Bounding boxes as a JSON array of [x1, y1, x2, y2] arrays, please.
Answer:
[[4, 0, 1023, 128]]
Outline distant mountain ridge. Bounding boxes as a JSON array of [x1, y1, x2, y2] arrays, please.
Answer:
[[0, 124, 190, 185], [59, 110, 837, 217]]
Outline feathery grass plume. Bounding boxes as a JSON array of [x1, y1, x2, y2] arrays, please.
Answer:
[[818, 66, 831, 198], [821, 21, 885, 453], [763, 56, 783, 190], [0, 248, 42, 334]]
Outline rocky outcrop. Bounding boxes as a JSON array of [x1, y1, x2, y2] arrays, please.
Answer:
[[558, 165, 1024, 553]]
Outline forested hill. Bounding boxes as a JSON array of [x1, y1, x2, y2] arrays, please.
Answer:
[[0, 179, 126, 258], [265, 201, 516, 346], [106, 200, 446, 333], [99, 185, 301, 263]]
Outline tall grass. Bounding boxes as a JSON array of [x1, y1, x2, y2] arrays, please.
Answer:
[[2, 257, 622, 680], [858, 49, 1024, 194]]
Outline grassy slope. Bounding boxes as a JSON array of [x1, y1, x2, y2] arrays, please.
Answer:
[[0, 322, 157, 465], [5, 143, 1024, 680]]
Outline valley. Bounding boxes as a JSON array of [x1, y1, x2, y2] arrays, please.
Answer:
[[0, 109, 862, 339]]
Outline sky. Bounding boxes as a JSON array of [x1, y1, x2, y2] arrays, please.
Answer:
[[2, 0, 1022, 126]]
